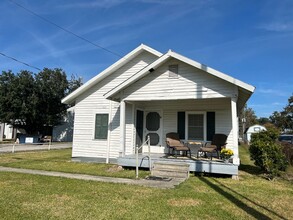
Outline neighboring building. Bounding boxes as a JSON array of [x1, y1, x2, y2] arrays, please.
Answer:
[[0, 123, 4, 141], [62, 44, 255, 165], [4, 123, 16, 139], [0, 123, 17, 140], [52, 107, 74, 142], [244, 124, 267, 143]]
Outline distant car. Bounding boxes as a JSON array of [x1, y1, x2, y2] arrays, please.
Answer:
[[278, 134, 293, 144]]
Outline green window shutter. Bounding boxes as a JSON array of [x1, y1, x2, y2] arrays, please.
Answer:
[[206, 112, 215, 141], [95, 114, 109, 139], [177, 112, 185, 139]]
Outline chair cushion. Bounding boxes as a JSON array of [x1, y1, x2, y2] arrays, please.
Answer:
[[167, 138, 184, 147], [200, 146, 216, 152]]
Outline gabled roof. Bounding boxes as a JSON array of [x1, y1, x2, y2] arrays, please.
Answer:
[[62, 44, 163, 104], [104, 49, 255, 100]]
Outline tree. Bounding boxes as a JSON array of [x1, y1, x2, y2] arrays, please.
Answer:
[[0, 70, 37, 134], [242, 105, 258, 128], [67, 74, 83, 95], [269, 111, 287, 130], [0, 68, 82, 135], [284, 94, 293, 130], [270, 94, 293, 131], [258, 117, 270, 125], [35, 68, 69, 129], [239, 105, 258, 140]]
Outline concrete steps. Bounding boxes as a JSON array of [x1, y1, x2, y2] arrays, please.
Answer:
[[151, 162, 190, 179]]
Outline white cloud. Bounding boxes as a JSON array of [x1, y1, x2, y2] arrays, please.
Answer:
[[257, 88, 289, 97], [257, 0, 293, 32], [272, 102, 285, 106], [258, 22, 293, 32]]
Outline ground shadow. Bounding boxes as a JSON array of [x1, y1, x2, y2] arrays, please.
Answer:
[[199, 177, 287, 220], [238, 164, 263, 175]]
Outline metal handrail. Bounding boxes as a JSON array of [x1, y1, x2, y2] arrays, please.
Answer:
[[136, 135, 151, 179]]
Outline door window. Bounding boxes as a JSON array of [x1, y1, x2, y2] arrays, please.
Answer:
[[146, 112, 160, 131], [145, 133, 160, 145]]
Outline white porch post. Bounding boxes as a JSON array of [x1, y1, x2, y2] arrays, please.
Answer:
[[106, 100, 113, 163], [231, 96, 239, 165], [120, 100, 126, 157]]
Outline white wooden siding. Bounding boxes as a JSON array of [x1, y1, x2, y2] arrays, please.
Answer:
[[72, 51, 158, 158], [121, 59, 236, 101]]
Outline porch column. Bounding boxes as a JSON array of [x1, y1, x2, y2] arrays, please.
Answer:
[[120, 100, 126, 157], [231, 96, 239, 165]]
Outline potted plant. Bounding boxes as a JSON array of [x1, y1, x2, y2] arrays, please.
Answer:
[[220, 149, 234, 163]]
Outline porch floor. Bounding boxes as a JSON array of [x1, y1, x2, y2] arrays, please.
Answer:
[[118, 153, 238, 176]]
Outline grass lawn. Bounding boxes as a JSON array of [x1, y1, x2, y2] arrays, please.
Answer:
[[0, 149, 149, 179], [0, 146, 292, 219]]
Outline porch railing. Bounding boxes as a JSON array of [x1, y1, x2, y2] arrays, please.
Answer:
[[135, 135, 151, 179]]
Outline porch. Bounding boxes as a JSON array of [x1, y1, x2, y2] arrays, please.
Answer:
[[117, 153, 238, 176], [117, 98, 240, 164]]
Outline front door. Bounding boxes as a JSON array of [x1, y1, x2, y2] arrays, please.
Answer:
[[144, 111, 164, 153]]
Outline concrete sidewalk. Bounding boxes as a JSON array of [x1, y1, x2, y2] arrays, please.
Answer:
[[0, 142, 72, 153], [0, 166, 186, 189]]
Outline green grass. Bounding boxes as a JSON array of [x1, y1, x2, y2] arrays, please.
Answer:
[[0, 149, 149, 179], [0, 146, 292, 219]]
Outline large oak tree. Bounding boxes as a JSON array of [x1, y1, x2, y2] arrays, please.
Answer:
[[0, 68, 81, 134]]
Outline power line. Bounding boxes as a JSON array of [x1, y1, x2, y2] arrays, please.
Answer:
[[8, 0, 123, 59], [0, 52, 41, 71]]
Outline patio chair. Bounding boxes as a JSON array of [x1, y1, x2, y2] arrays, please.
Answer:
[[197, 134, 227, 160], [166, 132, 191, 158]]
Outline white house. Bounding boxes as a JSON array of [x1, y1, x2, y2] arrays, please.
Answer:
[[0, 123, 4, 141], [244, 124, 266, 143], [62, 44, 255, 165], [52, 106, 74, 142], [0, 122, 17, 140]]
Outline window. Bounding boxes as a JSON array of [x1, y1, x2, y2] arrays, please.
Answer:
[[186, 113, 205, 140], [95, 114, 109, 139], [168, 64, 178, 78]]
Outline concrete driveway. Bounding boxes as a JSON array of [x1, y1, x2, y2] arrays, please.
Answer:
[[0, 142, 72, 153]]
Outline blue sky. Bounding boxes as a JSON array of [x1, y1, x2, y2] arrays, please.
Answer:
[[0, 0, 292, 118]]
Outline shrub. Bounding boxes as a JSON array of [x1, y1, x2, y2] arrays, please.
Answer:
[[279, 141, 293, 166], [249, 129, 288, 179]]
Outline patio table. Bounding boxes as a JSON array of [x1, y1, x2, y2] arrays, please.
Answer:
[[186, 141, 204, 156]]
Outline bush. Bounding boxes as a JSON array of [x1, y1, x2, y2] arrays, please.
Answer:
[[249, 129, 288, 179], [280, 141, 293, 166]]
